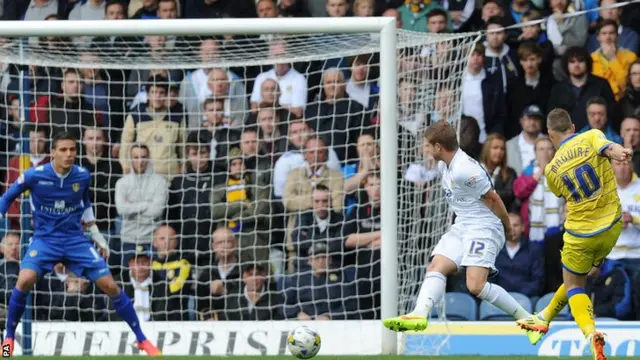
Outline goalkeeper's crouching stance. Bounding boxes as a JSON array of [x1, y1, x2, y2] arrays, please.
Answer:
[[0, 132, 160, 357]]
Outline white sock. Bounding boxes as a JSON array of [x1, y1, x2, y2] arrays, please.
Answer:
[[412, 272, 446, 317], [477, 282, 530, 320]]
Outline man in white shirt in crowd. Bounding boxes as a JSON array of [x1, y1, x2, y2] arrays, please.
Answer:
[[250, 38, 308, 118], [506, 105, 544, 175], [611, 159, 640, 278]]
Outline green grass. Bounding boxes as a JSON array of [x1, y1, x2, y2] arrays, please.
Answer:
[[10, 357, 640, 360]]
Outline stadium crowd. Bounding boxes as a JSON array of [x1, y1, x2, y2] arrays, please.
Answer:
[[0, 0, 637, 324]]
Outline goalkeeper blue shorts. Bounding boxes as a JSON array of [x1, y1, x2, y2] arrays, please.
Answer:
[[21, 237, 111, 282]]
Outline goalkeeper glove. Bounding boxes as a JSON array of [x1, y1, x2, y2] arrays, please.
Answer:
[[89, 224, 110, 259]]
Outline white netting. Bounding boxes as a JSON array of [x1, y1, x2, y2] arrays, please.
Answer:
[[0, 29, 478, 353]]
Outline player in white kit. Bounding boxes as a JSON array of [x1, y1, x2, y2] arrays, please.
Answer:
[[383, 121, 541, 344]]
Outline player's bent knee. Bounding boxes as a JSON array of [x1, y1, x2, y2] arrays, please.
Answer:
[[428, 255, 457, 276], [466, 278, 486, 297], [15, 269, 38, 292]]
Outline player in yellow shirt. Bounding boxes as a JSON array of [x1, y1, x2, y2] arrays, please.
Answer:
[[516, 108, 632, 360]]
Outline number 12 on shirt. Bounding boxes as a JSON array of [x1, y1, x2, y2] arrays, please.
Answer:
[[561, 163, 601, 202]]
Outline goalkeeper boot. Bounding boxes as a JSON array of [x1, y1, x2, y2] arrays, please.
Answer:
[[588, 332, 608, 360], [138, 340, 162, 357], [517, 313, 549, 336], [1, 338, 14, 357], [383, 314, 428, 332]]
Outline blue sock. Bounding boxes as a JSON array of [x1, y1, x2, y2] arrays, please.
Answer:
[[5, 288, 28, 339], [111, 291, 146, 342]]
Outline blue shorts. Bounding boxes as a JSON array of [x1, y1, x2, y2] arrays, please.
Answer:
[[21, 237, 111, 282]]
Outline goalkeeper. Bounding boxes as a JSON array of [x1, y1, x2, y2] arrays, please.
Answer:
[[0, 132, 160, 357]]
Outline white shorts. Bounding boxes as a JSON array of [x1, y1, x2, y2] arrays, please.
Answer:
[[431, 222, 505, 272]]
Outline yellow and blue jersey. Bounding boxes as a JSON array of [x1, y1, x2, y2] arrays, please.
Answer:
[[544, 129, 622, 237]]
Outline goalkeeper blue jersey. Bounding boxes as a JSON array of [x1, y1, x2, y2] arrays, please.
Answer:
[[0, 163, 92, 241]]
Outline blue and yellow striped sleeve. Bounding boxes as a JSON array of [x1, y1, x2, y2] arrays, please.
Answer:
[[588, 129, 614, 155]]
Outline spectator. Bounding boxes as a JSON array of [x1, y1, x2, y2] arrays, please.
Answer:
[[513, 137, 564, 244], [4, 125, 49, 229], [115, 143, 168, 265], [591, 20, 637, 101], [68, 0, 105, 21], [426, 8, 450, 34], [168, 131, 215, 264], [494, 213, 544, 297], [585, 259, 633, 320], [196, 228, 242, 320], [461, 43, 508, 142], [150, 225, 192, 320], [123, 249, 154, 321], [79, 127, 122, 235], [0, 233, 20, 321], [205, 68, 247, 127], [218, 263, 283, 320], [343, 133, 379, 210], [283, 136, 345, 216], [578, 97, 623, 144], [621, 116, 640, 151], [131, 0, 158, 19], [157, 0, 178, 19], [346, 54, 378, 110], [282, 242, 357, 320], [326, 0, 349, 17], [587, 0, 639, 54], [180, 39, 245, 129], [58, 275, 108, 321], [119, 75, 186, 178], [0, 97, 24, 157], [620, 61, 640, 118], [458, 115, 482, 159], [611, 159, 640, 278], [201, 98, 242, 163], [291, 185, 345, 272], [506, 105, 544, 175], [211, 148, 271, 263], [251, 39, 308, 118], [398, 0, 445, 33], [396, 77, 427, 137], [31, 68, 99, 141], [506, 43, 553, 139], [126, 41, 184, 98], [278, 0, 310, 17], [343, 172, 382, 318], [3, 0, 62, 21], [239, 127, 273, 180], [517, 10, 555, 79], [508, 0, 530, 24], [272, 119, 341, 198], [480, 134, 517, 210], [253, 108, 286, 159], [353, 0, 374, 17], [305, 68, 369, 162], [547, 46, 618, 130], [484, 17, 520, 92], [381, 8, 402, 29], [545, 0, 588, 79], [256, 0, 278, 18]]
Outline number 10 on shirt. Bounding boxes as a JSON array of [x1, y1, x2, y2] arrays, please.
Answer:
[[560, 163, 601, 202]]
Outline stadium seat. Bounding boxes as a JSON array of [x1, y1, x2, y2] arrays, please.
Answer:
[[432, 292, 478, 320], [535, 292, 570, 320], [510, 292, 533, 313]]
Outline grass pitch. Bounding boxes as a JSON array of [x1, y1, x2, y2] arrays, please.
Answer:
[[11, 357, 640, 359]]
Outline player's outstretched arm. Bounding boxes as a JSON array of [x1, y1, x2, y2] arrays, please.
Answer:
[[0, 173, 32, 217], [481, 189, 513, 240]]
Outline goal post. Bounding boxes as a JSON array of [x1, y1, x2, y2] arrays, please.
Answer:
[[0, 17, 480, 356]]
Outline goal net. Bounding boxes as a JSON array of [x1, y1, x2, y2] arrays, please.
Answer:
[[0, 24, 478, 356]]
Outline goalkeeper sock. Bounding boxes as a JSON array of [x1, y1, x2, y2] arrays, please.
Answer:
[[111, 290, 146, 342], [540, 284, 568, 322], [6, 288, 28, 339], [478, 282, 530, 320], [567, 288, 596, 337], [412, 271, 446, 317]]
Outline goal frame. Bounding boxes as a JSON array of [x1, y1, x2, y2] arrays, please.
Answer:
[[0, 17, 399, 355]]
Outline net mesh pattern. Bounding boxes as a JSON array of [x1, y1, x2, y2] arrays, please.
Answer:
[[0, 30, 479, 340]]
